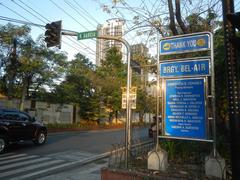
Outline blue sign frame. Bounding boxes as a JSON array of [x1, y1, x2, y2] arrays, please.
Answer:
[[160, 59, 210, 78], [160, 33, 210, 55], [164, 78, 206, 139]]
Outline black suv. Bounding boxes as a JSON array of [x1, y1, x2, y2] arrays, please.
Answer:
[[0, 109, 47, 153]]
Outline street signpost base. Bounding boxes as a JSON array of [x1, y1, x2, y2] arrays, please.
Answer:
[[205, 154, 226, 179], [147, 149, 168, 171]]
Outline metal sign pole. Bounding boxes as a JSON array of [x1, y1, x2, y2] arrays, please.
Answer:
[[97, 35, 132, 168], [156, 34, 160, 150], [210, 32, 217, 157]]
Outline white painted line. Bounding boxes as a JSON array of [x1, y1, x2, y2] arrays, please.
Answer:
[[0, 152, 16, 158], [0, 157, 51, 171], [0, 155, 38, 165], [0, 159, 64, 178], [0, 154, 27, 161], [9, 152, 114, 180]]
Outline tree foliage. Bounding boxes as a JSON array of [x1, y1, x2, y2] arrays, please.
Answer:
[[0, 23, 67, 107], [95, 46, 126, 121]]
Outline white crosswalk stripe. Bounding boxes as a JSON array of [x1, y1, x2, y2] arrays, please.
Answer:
[[0, 155, 38, 165], [0, 151, 100, 180], [0, 157, 51, 171], [0, 159, 65, 178], [0, 153, 27, 161], [0, 153, 70, 180]]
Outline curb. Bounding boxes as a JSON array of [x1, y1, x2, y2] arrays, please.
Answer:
[[47, 127, 124, 135]]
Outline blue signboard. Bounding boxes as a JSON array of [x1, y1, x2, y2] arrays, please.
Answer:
[[165, 78, 206, 139], [160, 33, 210, 55], [160, 59, 210, 77]]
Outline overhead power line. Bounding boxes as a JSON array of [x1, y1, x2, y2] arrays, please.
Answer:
[[14, 0, 96, 56], [17, 0, 50, 22], [0, 15, 45, 28], [72, 0, 100, 24], [64, 0, 96, 28]]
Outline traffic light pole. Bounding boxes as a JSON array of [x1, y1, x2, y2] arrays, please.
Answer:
[[97, 35, 132, 168], [222, 0, 240, 179]]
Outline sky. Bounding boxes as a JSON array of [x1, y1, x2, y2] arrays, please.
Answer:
[[0, 0, 113, 63], [0, 0, 240, 64], [0, 0, 160, 64]]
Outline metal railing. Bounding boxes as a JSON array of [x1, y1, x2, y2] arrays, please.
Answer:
[[108, 138, 154, 169]]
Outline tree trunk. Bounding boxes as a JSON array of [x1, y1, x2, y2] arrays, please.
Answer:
[[139, 111, 144, 123], [175, 0, 188, 34], [167, 0, 178, 35], [115, 110, 118, 124]]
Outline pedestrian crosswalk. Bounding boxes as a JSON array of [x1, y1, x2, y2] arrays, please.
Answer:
[[0, 150, 101, 180]]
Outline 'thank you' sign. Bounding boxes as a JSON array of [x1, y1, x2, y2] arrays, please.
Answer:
[[160, 33, 210, 55], [164, 78, 206, 139]]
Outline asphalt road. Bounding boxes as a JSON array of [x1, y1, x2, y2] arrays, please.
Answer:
[[1, 127, 150, 179], [6, 127, 149, 155]]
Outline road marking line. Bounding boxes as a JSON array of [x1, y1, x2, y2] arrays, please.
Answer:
[[9, 161, 76, 180], [0, 159, 65, 178], [8, 152, 114, 180], [0, 154, 27, 161], [0, 155, 38, 165], [0, 152, 16, 158], [0, 157, 51, 171]]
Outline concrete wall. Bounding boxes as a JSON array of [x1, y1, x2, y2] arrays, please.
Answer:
[[0, 99, 153, 124], [0, 99, 73, 124]]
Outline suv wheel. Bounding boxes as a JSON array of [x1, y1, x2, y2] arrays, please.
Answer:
[[0, 136, 7, 154], [33, 131, 46, 145]]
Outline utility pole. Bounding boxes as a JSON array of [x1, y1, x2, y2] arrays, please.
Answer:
[[7, 38, 17, 99], [222, 0, 240, 179]]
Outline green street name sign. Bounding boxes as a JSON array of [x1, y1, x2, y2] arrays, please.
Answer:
[[77, 30, 98, 40]]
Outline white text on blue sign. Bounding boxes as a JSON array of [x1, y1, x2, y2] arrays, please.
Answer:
[[160, 34, 210, 55], [160, 60, 210, 77]]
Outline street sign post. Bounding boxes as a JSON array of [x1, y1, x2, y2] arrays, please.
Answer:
[[158, 32, 215, 145], [77, 31, 98, 40]]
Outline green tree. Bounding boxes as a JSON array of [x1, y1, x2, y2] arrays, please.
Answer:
[[214, 26, 229, 130], [0, 23, 68, 109], [0, 23, 30, 98], [50, 53, 97, 120], [95, 46, 126, 122]]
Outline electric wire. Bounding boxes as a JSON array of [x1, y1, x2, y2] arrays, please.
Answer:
[[64, 0, 96, 28], [49, 0, 93, 33], [14, 0, 97, 58], [72, 0, 100, 24], [0, 2, 91, 59], [48, 0, 97, 50], [11, 0, 46, 24]]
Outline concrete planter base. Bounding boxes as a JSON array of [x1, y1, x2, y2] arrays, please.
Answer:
[[101, 167, 189, 180]]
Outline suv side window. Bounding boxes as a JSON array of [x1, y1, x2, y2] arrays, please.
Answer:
[[3, 112, 20, 121], [19, 113, 31, 122]]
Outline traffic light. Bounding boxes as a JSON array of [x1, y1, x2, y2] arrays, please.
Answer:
[[227, 12, 240, 30], [45, 21, 62, 48]]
